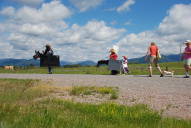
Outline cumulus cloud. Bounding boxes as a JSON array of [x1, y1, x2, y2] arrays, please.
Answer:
[[0, 1, 72, 58], [117, 0, 135, 12], [0, 1, 125, 61], [69, 0, 103, 12], [50, 20, 125, 61], [15, 1, 71, 23], [0, 7, 15, 16], [117, 4, 191, 58], [1, 1, 191, 62], [158, 4, 191, 35]]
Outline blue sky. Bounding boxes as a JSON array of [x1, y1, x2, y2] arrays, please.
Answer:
[[0, 0, 191, 61]]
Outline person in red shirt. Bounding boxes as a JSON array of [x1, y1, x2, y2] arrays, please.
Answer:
[[146, 42, 163, 77], [109, 48, 118, 60], [96, 48, 118, 67]]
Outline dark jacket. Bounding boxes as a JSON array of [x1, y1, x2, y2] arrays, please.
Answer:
[[44, 48, 53, 56]]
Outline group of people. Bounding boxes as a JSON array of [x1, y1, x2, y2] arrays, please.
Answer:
[[146, 40, 191, 78], [106, 40, 191, 78], [42, 40, 191, 78]]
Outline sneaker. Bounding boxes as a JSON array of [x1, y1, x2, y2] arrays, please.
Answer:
[[184, 76, 190, 78], [148, 75, 152, 77], [160, 74, 164, 77]]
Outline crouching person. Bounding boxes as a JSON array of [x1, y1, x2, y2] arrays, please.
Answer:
[[109, 48, 119, 75]]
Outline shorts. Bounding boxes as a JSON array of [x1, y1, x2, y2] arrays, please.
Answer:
[[149, 56, 158, 65], [184, 58, 191, 66]]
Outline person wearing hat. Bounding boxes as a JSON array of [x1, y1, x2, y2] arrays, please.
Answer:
[[43, 44, 54, 74], [109, 48, 118, 60], [183, 40, 191, 78], [146, 42, 163, 77]]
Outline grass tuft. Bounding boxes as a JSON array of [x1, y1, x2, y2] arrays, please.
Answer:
[[69, 86, 119, 99], [0, 78, 190, 128]]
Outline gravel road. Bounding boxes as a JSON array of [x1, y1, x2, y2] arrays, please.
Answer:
[[0, 74, 191, 119]]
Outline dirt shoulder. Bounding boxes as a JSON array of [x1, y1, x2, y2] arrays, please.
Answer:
[[0, 74, 191, 119]]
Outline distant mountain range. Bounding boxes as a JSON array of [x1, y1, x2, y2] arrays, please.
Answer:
[[0, 58, 40, 66], [0, 58, 97, 66], [128, 54, 182, 63], [0, 54, 182, 67]]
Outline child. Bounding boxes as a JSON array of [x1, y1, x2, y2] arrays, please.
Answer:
[[122, 56, 129, 74]]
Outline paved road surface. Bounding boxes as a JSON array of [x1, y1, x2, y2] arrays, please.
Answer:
[[0, 74, 191, 119]]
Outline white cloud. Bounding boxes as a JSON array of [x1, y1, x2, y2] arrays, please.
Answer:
[[0, 7, 15, 16], [69, 0, 103, 12], [15, 1, 71, 23], [51, 20, 125, 61], [117, 4, 191, 58], [20, 23, 54, 36], [1, 1, 191, 62], [12, 0, 44, 6], [55, 20, 125, 44], [0, 1, 125, 61], [158, 4, 191, 35], [117, 0, 135, 12]]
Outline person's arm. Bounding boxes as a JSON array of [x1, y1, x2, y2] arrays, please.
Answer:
[[184, 51, 191, 54], [183, 48, 191, 54], [50, 49, 54, 55], [43, 49, 48, 55], [146, 47, 150, 56], [145, 47, 150, 60]]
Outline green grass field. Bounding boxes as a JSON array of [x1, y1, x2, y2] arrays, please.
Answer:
[[0, 62, 186, 75], [0, 79, 191, 128]]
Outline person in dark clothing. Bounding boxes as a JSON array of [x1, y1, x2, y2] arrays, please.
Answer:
[[43, 44, 54, 74]]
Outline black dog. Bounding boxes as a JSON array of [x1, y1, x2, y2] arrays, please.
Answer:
[[96, 60, 109, 67]]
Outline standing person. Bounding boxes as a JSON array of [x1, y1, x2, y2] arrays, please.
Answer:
[[182, 40, 191, 78], [122, 56, 129, 74], [146, 42, 163, 77], [109, 48, 118, 60], [43, 44, 54, 74]]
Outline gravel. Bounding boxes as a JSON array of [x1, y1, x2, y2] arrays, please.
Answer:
[[0, 74, 191, 119]]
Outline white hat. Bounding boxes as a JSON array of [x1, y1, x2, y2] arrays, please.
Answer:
[[184, 40, 191, 44]]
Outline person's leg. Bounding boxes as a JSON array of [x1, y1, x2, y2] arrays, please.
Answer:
[[156, 64, 164, 77], [154, 58, 163, 77], [48, 66, 52, 74], [148, 56, 153, 77], [184, 65, 189, 78], [125, 67, 129, 73], [184, 64, 190, 78], [148, 64, 152, 77], [183, 59, 191, 78]]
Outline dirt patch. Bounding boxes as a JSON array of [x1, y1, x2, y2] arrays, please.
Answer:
[[0, 74, 191, 119]]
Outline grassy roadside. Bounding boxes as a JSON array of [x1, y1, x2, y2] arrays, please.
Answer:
[[0, 79, 191, 128], [0, 62, 186, 75]]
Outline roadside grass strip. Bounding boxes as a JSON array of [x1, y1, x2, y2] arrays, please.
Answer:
[[0, 79, 190, 128], [0, 62, 186, 75]]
